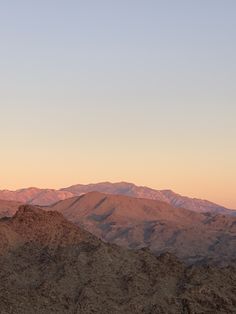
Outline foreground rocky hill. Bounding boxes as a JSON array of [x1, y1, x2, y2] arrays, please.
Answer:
[[50, 192, 236, 265], [0, 205, 236, 314]]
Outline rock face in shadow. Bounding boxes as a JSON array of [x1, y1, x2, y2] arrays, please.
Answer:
[[0, 205, 236, 314], [50, 192, 236, 265]]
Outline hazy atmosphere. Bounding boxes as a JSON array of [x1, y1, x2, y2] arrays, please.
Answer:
[[1, 1, 235, 208]]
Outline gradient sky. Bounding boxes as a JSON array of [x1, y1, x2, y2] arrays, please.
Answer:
[[0, 1, 236, 208]]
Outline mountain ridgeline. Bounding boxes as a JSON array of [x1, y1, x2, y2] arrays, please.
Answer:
[[62, 182, 235, 215], [0, 184, 236, 265], [0, 182, 235, 215]]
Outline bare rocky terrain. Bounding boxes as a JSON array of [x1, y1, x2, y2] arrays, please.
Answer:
[[50, 192, 236, 265], [0, 205, 236, 314]]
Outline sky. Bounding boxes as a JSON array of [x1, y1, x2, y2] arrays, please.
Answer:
[[0, 1, 236, 208]]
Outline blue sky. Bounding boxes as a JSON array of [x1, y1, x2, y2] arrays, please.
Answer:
[[0, 1, 236, 207]]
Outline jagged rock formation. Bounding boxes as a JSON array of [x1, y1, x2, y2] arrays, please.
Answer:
[[0, 205, 235, 313]]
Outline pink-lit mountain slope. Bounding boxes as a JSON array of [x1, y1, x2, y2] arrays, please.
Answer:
[[0, 182, 235, 215], [50, 192, 236, 264], [62, 182, 236, 215], [0, 187, 74, 206]]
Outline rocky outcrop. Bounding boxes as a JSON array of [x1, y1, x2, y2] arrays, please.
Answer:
[[0, 205, 235, 314]]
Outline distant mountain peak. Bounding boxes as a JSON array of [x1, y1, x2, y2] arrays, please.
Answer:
[[0, 182, 235, 215]]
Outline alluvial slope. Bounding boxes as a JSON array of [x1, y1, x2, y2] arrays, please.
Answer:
[[62, 181, 235, 215], [0, 187, 74, 206], [0, 205, 236, 314], [50, 192, 236, 264]]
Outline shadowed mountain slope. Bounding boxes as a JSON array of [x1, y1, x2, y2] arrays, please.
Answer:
[[0, 205, 236, 314], [50, 192, 236, 264]]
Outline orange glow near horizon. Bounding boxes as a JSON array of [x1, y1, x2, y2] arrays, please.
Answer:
[[0, 2, 235, 209], [1, 146, 236, 209], [1, 115, 236, 209]]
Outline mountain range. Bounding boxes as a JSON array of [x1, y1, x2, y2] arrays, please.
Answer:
[[49, 192, 236, 265], [1, 183, 235, 265], [0, 204, 236, 313], [0, 187, 74, 206], [0, 182, 235, 215]]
